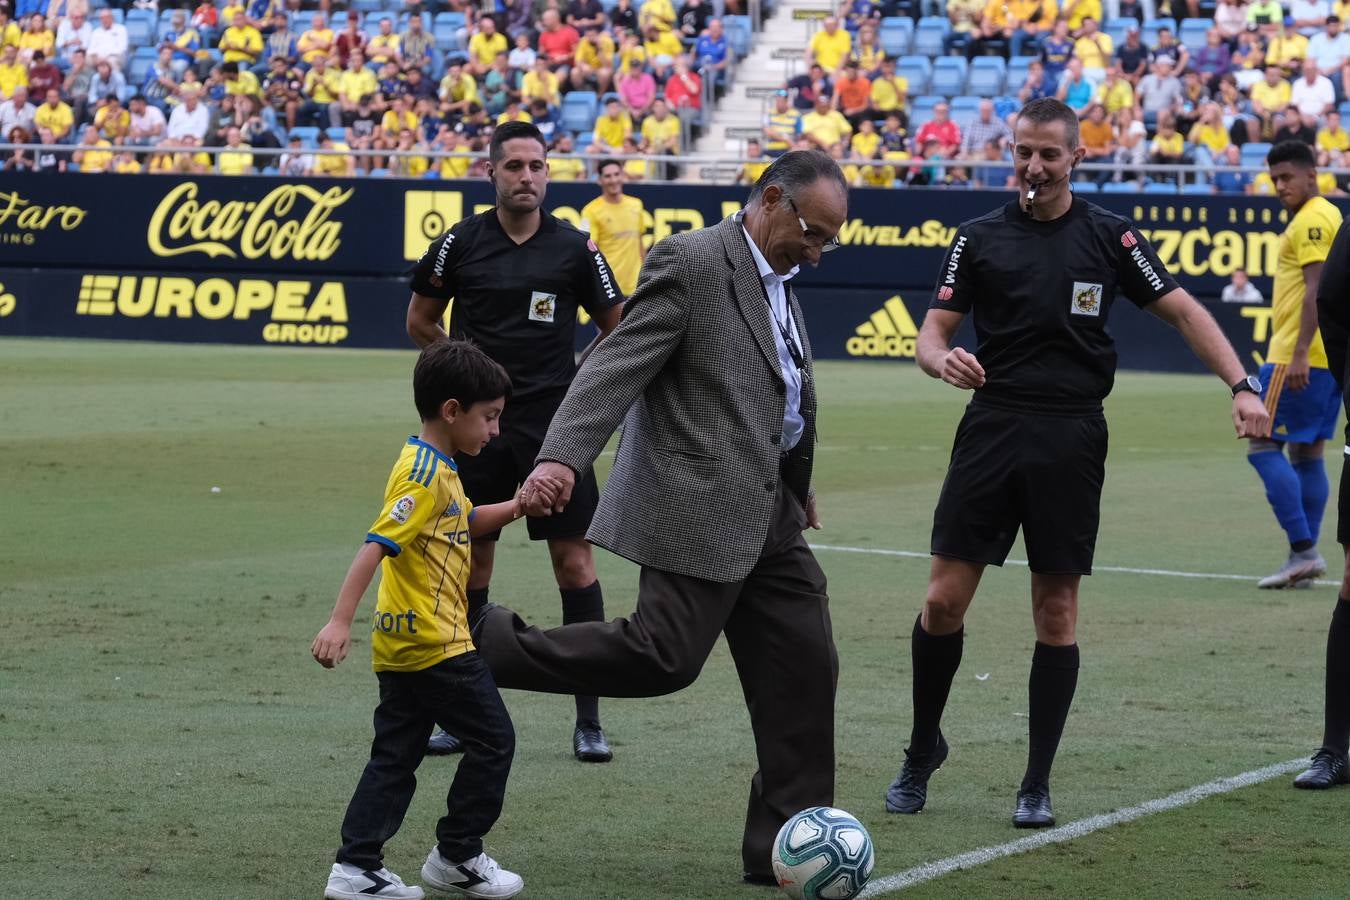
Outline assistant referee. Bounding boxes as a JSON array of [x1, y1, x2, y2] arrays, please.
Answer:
[[884, 98, 1271, 828], [407, 121, 625, 763]]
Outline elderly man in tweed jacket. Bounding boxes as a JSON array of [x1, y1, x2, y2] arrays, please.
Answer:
[[475, 150, 850, 886]]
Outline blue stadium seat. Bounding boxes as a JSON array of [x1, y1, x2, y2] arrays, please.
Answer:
[[128, 48, 157, 85], [913, 16, 949, 57], [369, 167, 390, 177], [911, 94, 941, 124], [1104, 16, 1135, 46], [1142, 17, 1176, 48], [561, 91, 599, 134], [574, 132, 594, 152], [896, 55, 932, 94], [326, 126, 347, 140], [1240, 141, 1272, 167], [433, 11, 466, 31], [1144, 181, 1179, 194], [1073, 181, 1100, 192], [261, 166, 280, 175], [879, 17, 915, 57], [1181, 183, 1215, 195], [725, 15, 752, 58], [1100, 181, 1138, 192], [1005, 55, 1036, 92], [1339, 99, 1350, 118], [288, 126, 319, 147], [949, 95, 981, 128], [1178, 17, 1210, 50], [398, 11, 432, 31], [433, 23, 460, 52], [930, 56, 967, 96], [353, 0, 384, 12], [966, 56, 1005, 96]]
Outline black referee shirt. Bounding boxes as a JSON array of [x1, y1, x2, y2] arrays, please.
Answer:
[[410, 209, 623, 401], [1317, 215, 1350, 334], [931, 198, 1179, 414]]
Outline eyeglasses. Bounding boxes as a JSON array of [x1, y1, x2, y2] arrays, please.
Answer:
[[785, 195, 841, 252]]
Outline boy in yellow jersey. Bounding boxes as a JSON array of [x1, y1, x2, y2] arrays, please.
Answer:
[[313, 341, 526, 900], [580, 158, 646, 296], [1246, 141, 1344, 589]]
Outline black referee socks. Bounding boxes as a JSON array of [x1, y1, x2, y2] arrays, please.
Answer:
[[561, 581, 605, 725], [466, 587, 490, 625], [909, 615, 964, 754], [1322, 598, 1350, 755], [1022, 641, 1080, 792]]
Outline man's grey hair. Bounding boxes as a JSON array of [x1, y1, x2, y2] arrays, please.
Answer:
[[747, 149, 847, 204]]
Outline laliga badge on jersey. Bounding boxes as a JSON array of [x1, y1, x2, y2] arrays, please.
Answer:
[[390, 495, 417, 524], [529, 290, 557, 323], [1071, 282, 1104, 317]]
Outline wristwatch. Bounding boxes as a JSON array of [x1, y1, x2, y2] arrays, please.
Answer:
[[1231, 374, 1261, 397]]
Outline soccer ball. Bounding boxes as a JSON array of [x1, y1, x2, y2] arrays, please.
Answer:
[[771, 806, 875, 900]]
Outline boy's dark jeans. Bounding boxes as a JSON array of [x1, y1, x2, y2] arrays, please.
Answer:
[[337, 652, 515, 869]]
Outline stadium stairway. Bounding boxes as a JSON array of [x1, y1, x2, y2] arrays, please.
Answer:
[[692, 0, 831, 180]]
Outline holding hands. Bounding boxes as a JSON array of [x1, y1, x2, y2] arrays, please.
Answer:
[[520, 461, 576, 516]]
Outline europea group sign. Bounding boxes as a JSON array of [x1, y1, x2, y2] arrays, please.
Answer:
[[0, 172, 1331, 368]]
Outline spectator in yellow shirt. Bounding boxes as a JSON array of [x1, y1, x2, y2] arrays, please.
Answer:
[[223, 61, 261, 99], [73, 124, 112, 172], [337, 51, 377, 112], [808, 16, 852, 73], [851, 117, 881, 159], [218, 125, 255, 174], [572, 26, 616, 93], [219, 12, 263, 66], [1266, 28, 1309, 74], [735, 139, 771, 184], [642, 24, 682, 80], [314, 131, 355, 176], [387, 129, 430, 178], [380, 94, 419, 146], [368, 17, 402, 69], [1072, 18, 1112, 71], [18, 13, 55, 65], [298, 13, 335, 66], [590, 97, 632, 154], [869, 57, 909, 115], [1062, 0, 1101, 31], [1251, 65, 1292, 134], [438, 62, 480, 116], [1317, 110, 1350, 154], [435, 129, 472, 179], [1187, 102, 1230, 156], [549, 132, 585, 179], [640, 97, 680, 157], [970, 0, 1057, 59], [111, 150, 142, 173], [496, 100, 533, 124], [521, 57, 561, 107], [639, 0, 676, 33], [1096, 63, 1134, 113], [617, 31, 647, 76], [94, 94, 130, 143], [0, 45, 27, 99], [800, 94, 852, 151], [35, 87, 73, 141], [467, 17, 507, 76]]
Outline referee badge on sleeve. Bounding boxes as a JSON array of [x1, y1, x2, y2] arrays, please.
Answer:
[[1071, 282, 1104, 317], [529, 291, 557, 322]]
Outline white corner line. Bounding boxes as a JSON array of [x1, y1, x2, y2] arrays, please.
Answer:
[[858, 757, 1307, 897], [808, 543, 1340, 588]]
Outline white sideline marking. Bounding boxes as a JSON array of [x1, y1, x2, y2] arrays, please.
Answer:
[[859, 757, 1307, 897], [808, 543, 1340, 588]]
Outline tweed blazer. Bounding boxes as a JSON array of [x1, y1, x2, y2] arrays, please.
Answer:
[[537, 213, 818, 583]]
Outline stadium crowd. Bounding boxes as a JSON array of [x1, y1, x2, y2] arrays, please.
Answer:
[[0, 0, 728, 175], [758, 1, 1350, 192]]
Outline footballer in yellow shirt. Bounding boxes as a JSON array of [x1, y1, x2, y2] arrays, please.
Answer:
[[580, 160, 645, 296], [1245, 142, 1343, 587]]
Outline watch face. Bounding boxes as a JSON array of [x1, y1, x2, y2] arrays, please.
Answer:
[[1247, 375, 1262, 393]]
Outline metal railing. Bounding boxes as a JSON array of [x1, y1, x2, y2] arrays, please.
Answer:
[[2, 141, 1331, 188]]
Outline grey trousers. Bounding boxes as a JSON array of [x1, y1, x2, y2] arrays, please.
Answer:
[[477, 485, 838, 876]]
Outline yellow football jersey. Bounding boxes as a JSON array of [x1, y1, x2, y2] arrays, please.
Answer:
[[581, 194, 644, 296], [364, 438, 476, 672], [1268, 195, 1342, 367]]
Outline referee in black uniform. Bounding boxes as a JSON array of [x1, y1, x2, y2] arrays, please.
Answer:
[[407, 121, 625, 762], [1295, 214, 1350, 789], [884, 98, 1271, 827]]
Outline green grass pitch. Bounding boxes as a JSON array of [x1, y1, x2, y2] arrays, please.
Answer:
[[3, 338, 1346, 900]]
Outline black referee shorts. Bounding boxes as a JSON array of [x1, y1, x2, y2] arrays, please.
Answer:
[[931, 403, 1108, 576], [455, 387, 600, 542]]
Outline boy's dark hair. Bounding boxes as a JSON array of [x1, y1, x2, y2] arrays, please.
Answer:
[[596, 157, 622, 174], [1015, 97, 1080, 150], [413, 340, 512, 420], [1268, 139, 1315, 169], [489, 120, 546, 163]]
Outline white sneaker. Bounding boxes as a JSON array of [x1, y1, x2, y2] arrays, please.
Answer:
[[421, 849, 523, 898], [325, 863, 425, 900], [1257, 551, 1327, 589]]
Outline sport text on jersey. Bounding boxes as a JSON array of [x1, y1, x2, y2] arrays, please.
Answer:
[[588, 237, 618, 302], [943, 234, 968, 286], [1123, 230, 1165, 292], [431, 231, 455, 286]]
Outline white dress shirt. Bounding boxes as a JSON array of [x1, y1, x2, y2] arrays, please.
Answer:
[[741, 220, 805, 452]]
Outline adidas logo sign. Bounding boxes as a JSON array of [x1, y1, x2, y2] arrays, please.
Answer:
[[846, 296, 918, 358]]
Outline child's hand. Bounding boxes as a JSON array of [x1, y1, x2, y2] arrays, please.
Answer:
[[312, 621, 351, 668]]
